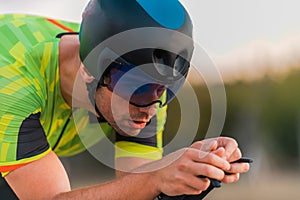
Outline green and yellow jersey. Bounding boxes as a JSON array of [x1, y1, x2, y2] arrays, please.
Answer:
[[0, 14, 166, 177]]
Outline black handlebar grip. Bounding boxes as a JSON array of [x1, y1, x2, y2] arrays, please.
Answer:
[[157, 178, 221, 200]]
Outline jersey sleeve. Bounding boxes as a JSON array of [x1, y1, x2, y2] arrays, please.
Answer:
[[0, 18, 53, 176], [114, 105, 167, 161], [0, 55, 52, 176], [0, 113, 51, 177]]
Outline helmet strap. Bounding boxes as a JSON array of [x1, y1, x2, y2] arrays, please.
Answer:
[[86, 80, 107, 122]]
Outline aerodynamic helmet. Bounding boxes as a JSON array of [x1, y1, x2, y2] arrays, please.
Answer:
[[79, 0, 194, 108]]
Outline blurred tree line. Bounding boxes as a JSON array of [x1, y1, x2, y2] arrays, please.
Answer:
[[164, 68, 300, 169]]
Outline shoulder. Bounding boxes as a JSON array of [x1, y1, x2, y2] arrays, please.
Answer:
[[0, 14, 80, 51], [59, 34, 80, 65]]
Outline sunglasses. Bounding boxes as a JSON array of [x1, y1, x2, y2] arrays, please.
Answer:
[[98, 55, 187, 108]]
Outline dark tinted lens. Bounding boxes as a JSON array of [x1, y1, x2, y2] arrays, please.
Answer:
[[104, 59, 186, 107], [128, 84, 166, 107], [105, 63, 134, 89], [132, 84, 152, 96]]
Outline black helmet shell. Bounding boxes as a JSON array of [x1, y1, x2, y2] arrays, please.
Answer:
[[80, 0, 194, 109], [79, 0, 194, 77]]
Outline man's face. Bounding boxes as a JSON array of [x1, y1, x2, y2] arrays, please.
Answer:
[[95, 86, 159, 136]]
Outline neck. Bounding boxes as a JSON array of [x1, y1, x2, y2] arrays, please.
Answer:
[[59, 35, 91, 109]]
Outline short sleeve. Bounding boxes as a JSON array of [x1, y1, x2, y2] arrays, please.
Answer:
[[0, 113, 51, 177]]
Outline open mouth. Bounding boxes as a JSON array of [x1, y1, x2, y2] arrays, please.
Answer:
[[133, 120, 147, 124], [128, 120, 148, 129]]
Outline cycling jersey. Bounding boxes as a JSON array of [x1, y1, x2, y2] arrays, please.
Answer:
[[0, 14, 166, 177]]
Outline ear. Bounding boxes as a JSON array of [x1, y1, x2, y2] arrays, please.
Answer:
[[79, 64, 95, 83]]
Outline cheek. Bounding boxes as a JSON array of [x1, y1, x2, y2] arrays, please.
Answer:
[[110, 102, 129, 118], [95, 88, 113, 119], [110, 94, 131, 116], [96, 88, 130, 120]]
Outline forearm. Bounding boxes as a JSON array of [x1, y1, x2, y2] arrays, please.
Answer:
[[115, 157, 156, 179], [53, 172, 160, 200]]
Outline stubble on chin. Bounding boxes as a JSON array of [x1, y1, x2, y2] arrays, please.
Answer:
[[110, 120, 142, 137]]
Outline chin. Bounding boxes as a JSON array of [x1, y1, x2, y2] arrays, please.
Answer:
[[117, 128, 142, 137]]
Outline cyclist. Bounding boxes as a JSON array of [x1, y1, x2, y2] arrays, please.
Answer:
[[0, 0, 249, 199]]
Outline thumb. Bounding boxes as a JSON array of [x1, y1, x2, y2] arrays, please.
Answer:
[[191, 139, 218, 152], [212, 147, 226, 158]]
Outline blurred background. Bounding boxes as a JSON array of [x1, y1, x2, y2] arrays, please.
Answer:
[[1, 0, 300, 199]]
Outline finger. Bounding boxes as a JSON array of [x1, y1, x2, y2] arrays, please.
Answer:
[[184, 148, 230, 171], [184, 174, 211, 194], [196, 163, 225, 180], [175, 185, 207, 196], [198, 150, 230, 171], [212, 147, 226, 158], [217, 137, 238, 159], [227, 163, 250, 174], [190, 139, 218, 152], [222, 173, 240, 184], [165, 174, 210, 196], [227, 148, 242, 163], [178, 158, 226, 180]]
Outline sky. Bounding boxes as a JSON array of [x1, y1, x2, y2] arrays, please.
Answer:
[[1, 0, 300, 81]]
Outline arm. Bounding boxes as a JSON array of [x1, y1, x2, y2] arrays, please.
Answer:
[[115, 157, 154, 178], [5, 151, 70, 200], [115, 137, 250, 197], [6, 142, 232, 199], [5, 151, 159, 200]]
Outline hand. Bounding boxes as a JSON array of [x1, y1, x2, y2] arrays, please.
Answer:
[[148, 141, 231, 196], [198, 137, 250, 184]]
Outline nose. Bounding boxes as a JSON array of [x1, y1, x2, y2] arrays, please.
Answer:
[[130, 84, 166, 107], [138, 103, 157, 117], [147, 84, 165, 100]]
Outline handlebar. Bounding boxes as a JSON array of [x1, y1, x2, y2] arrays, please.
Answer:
[[156, 157, 253, 200]]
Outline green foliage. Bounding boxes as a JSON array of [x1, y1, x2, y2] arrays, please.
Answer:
[[226, 70, 300, 164], [164, 69, 300, 166]]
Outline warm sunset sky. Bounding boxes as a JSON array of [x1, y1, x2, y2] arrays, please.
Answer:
[[1, 0, 300, 80]]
